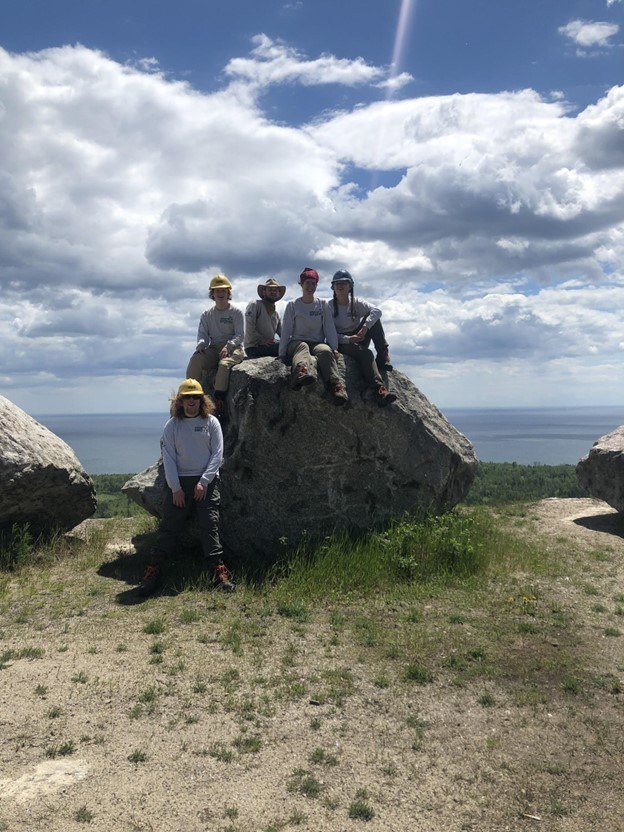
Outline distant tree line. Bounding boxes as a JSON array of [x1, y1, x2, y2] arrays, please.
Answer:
[[92, 464, 586, 518], [464, 462, 585, 505]]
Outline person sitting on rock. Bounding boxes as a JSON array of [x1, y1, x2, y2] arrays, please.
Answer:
[[244, 278, 285, 358], [186, 274, 245, 419], [136, 379, 234, 597], [331, 271, 397, 407], [279, 267, 348, 406], [332, 269, 393, 372]]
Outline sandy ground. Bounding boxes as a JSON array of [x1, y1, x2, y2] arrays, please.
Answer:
[[0, 498, 623, 832]]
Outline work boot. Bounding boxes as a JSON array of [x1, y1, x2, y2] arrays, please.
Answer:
[[214, 561, 235, 592], [375, 349, 393, 372], [293, 364, 315, 390], [331, 382, 349, 406], [136, 564, 161, 597], [375, 385, 397, 407]]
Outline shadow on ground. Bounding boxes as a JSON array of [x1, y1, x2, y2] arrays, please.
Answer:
[[574, 511, 624, 538]]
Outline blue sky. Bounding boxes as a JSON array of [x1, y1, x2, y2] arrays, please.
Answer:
[[0, 0, 623, 413]]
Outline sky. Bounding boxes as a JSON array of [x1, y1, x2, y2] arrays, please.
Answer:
[[0, 0, 623, 414]]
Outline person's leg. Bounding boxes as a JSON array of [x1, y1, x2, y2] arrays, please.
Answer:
[[363, 320, 392, 370], [339, 342, 379, 388], [138, 479, 194, 594], [186, 347, 220, 386], [194, 477, 234, 591], [214, 346, 244, 394], [287, 341, 315, 388], [338, 343, 396, 406], [314, 344, 348, 405]]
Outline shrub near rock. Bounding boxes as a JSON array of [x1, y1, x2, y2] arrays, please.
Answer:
[[0, 396, 96, 535], [124, 358, 477, 563]]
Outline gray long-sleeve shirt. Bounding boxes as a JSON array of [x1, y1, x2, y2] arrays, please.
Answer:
[[279, 298, 338, 357], [333, 298, 382, 344], [161, 415, 223, 492], [244, 300, 281, 348], [196, 305, 245, 352]]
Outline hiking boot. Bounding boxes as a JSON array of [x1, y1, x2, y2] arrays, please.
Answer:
[[375, 385, 398, 407], [332, 382, 349, 406], [375, 350, 393, 372], [293, 364, 315, 390], [214, 561, 235, 592], [136, 564, 161, 597]]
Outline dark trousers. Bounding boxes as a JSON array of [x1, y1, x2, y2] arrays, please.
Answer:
[[151, 476, 223, 565], [245, 344, 279, 358], [361, 319, 389, 354]]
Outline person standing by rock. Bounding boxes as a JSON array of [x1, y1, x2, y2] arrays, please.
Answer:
[[244, 278, 285, 358], [332, 269, 393, 372], [136, 379, 234, 597], [279, 267, 348, 406], [186, 274, 245, 419], [331, 270, 397, 407]]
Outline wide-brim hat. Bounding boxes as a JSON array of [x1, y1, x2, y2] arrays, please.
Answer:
[[257, 278, 286, 300]]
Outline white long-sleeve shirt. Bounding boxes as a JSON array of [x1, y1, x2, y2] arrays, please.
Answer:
[[279, 298, 338, 357], [161, 415, 223, 492], [196, 305, 245, 351], [333, 298, 382, 344]]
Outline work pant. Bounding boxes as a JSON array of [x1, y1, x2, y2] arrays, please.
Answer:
[[150, 476, 223, 565], [338, 342, 383, 389], [245, 344, 279, 358], [186, 343, 244, 394], [286, 340, 340, 386], [361, 319, 389, 356]]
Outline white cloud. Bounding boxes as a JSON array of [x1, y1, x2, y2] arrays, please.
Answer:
[[558, 19, 619, 51], [0, 40, 622, 413], [225, 34, 413, 91]]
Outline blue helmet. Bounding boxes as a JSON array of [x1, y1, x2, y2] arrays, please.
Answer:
[[331, 269, 353, 289]]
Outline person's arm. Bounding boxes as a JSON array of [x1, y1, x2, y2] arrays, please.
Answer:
[[279, 302, 294, 358], [199, 417, 224, 486], [356, 299, 381, 333], [244, 302, 261, 348], [275, 311, 282, 339], [195, 311, 210, 351], [321, 301, 339, 351], [226, 307, 245, 353], [161, 419, 181, 493]]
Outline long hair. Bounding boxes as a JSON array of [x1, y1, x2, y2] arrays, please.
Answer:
[[170, 393, 215, 418], [209, 288, 232, 301], [332, 288, 356, 321]]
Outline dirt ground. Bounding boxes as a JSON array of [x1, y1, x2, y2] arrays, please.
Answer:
[[0, 498, 623, 832]]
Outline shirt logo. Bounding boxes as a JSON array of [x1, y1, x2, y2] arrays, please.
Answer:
[[219, 315, 234, 325], [309, 310, 322, 317]]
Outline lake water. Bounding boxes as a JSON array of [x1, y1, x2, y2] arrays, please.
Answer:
[[33, 406, 624, 475]]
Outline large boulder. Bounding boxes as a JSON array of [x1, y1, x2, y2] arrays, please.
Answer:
[[124, 358, 478, 562], [0, 396, 97, 535], [576, 426, 624, 512]]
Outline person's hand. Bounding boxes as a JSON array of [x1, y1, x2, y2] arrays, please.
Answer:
[[333, 350, 341, 359], [347, 334, 361, 344], [219, 346, 229, 360], [195, 345, 206, 353], [263, 339, 276, 345], [172, 489, 185, 508], [351, 327, 367, 343], [194, 482, 207, 501]]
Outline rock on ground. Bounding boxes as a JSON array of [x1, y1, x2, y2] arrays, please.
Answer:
[[576, 425, 624, 512], [0, 396, 96, 535], [124, 357, 477, 562]]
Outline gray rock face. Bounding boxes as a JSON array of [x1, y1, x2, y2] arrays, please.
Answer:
[[0, 396, 96, 534], [576, 426, 624, 512], [124, 358, 478, 562]]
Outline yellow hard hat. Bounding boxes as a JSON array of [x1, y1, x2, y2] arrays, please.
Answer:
[[210, 274, 232, 290], [178, 379, 204, 397]]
